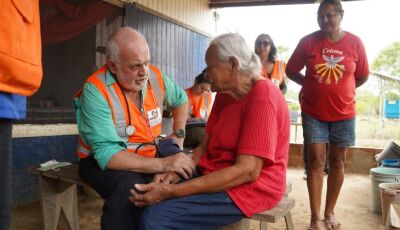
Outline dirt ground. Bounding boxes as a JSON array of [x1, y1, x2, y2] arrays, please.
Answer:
[[11, 168, 385, 230]]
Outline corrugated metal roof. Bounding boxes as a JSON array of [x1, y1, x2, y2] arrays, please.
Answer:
[[209, 0, 364, 8], [111, 0, 364, 8]]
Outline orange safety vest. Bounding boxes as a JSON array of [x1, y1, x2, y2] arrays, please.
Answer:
[[0, 0, 42, 96], [185, 88, 212, 120], [75, 65, 165, 159], [261, 60, 286, 88]]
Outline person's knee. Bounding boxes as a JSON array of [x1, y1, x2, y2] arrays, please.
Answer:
[[308, 154, 326, 170], [328, 154, 345, 170], [139, 207, 163, 230], [105, 178, 142, 210]]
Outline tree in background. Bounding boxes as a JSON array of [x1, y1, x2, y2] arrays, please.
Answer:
[[356, 41, 400, 117], [372, 41, 400, 77], [371, 41, 400, 99], [356, 91, 380, 116]]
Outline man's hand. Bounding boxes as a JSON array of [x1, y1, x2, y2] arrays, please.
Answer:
[[161, 152, 195, 179], [129, 183, 173, 207], [152, 172, 181, 184]]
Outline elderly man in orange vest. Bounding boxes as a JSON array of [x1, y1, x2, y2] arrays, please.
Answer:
[[0, 1, 43, 229], [74, 27, 195, 230]]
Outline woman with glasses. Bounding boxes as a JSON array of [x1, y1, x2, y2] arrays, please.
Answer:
[[286, 0, 369, 229], [254, 34, 287, 94]]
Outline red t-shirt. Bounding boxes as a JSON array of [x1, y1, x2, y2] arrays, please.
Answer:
[[286, 31, 369, 121], [198, 80, 290, 217]]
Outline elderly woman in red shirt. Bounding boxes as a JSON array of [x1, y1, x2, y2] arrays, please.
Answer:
[[129, 33, 290, 230]]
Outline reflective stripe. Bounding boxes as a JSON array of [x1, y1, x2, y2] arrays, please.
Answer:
[[278, 60, 284, 84], [204, 93, 211, 120], [77, 137, 91, 158], [76, 65, 165, 159], [127, 142, 157, 158], [95, 72, 129, 142], [149, 65, 164, 113], [186, 88, 211, 120]]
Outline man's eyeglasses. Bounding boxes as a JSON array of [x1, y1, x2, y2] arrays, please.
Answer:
[[318, 13, 338, 20], [256, 40, 271, 47], [127, 60, 151, 72], [115, 60, 151, 72]]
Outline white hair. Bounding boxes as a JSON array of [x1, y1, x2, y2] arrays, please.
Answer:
[[209, 33, 261, 75], [106, 37, 120, 62], [105, 27, 144, 62]]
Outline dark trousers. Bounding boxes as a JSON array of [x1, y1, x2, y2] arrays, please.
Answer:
[[79, 157, 151, 230], [0, 119, 12, 230], [139, 192, 244, 230]]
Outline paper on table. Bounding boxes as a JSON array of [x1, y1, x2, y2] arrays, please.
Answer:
[[37, 161, 72, 171]]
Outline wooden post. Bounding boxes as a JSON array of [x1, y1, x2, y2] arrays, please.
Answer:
[[39, 177, 79, 230]]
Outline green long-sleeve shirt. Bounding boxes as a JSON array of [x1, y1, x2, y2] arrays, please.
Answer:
[[74, 68, 187, 170]]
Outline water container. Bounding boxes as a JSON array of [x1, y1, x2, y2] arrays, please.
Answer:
[[379, 183, 400, 225], [385, 100, 400, 118], [370, 167, 400, 213]]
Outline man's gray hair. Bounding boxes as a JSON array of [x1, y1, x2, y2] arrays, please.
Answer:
[[105, 27, 143, 62], [210, 33, 261, 75], [106, 38, 120, 62]]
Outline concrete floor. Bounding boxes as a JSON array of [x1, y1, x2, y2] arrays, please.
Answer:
[[11, 168, 385, 230], [265, 168, 384, 230]]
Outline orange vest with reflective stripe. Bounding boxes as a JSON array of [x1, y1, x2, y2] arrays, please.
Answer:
[[0, 0, 42, 96], [261, 60, 286, 88], [75, 65, 165, 159], [185, 88, 212, 120]]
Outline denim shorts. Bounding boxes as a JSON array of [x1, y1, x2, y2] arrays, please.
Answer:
[[302, 113, 355, 147]]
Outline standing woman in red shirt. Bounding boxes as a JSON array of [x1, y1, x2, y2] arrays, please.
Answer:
[[129, 33, 290, 230], [254, 34, 287, 94], [286, 0, 369, 229]]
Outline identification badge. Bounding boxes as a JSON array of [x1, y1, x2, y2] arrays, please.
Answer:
[[147, 107, 162, 127]]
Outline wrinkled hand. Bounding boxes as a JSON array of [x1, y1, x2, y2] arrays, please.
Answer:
[[162, 152, 195, 180], [152, 172, 181, 184], [129, 183, 172, 207]]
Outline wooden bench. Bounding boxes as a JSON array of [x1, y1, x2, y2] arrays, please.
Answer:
[[29, 163, 295, 230], [28, 163, 88, 230], [222, 182, 295, 230]]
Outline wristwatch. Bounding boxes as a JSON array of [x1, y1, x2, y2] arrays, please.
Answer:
[[173, 128, 186, 138]]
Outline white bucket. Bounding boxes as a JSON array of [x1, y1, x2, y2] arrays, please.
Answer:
[[370, 167, 400, 213]]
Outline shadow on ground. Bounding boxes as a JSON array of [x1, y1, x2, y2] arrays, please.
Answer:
[[11, 168, 384, 230]]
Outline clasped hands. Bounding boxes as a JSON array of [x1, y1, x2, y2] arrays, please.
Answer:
[[129, 152, 194, 207]]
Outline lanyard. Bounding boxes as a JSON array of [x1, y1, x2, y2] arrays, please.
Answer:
[[121, 81, 158, 137]]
